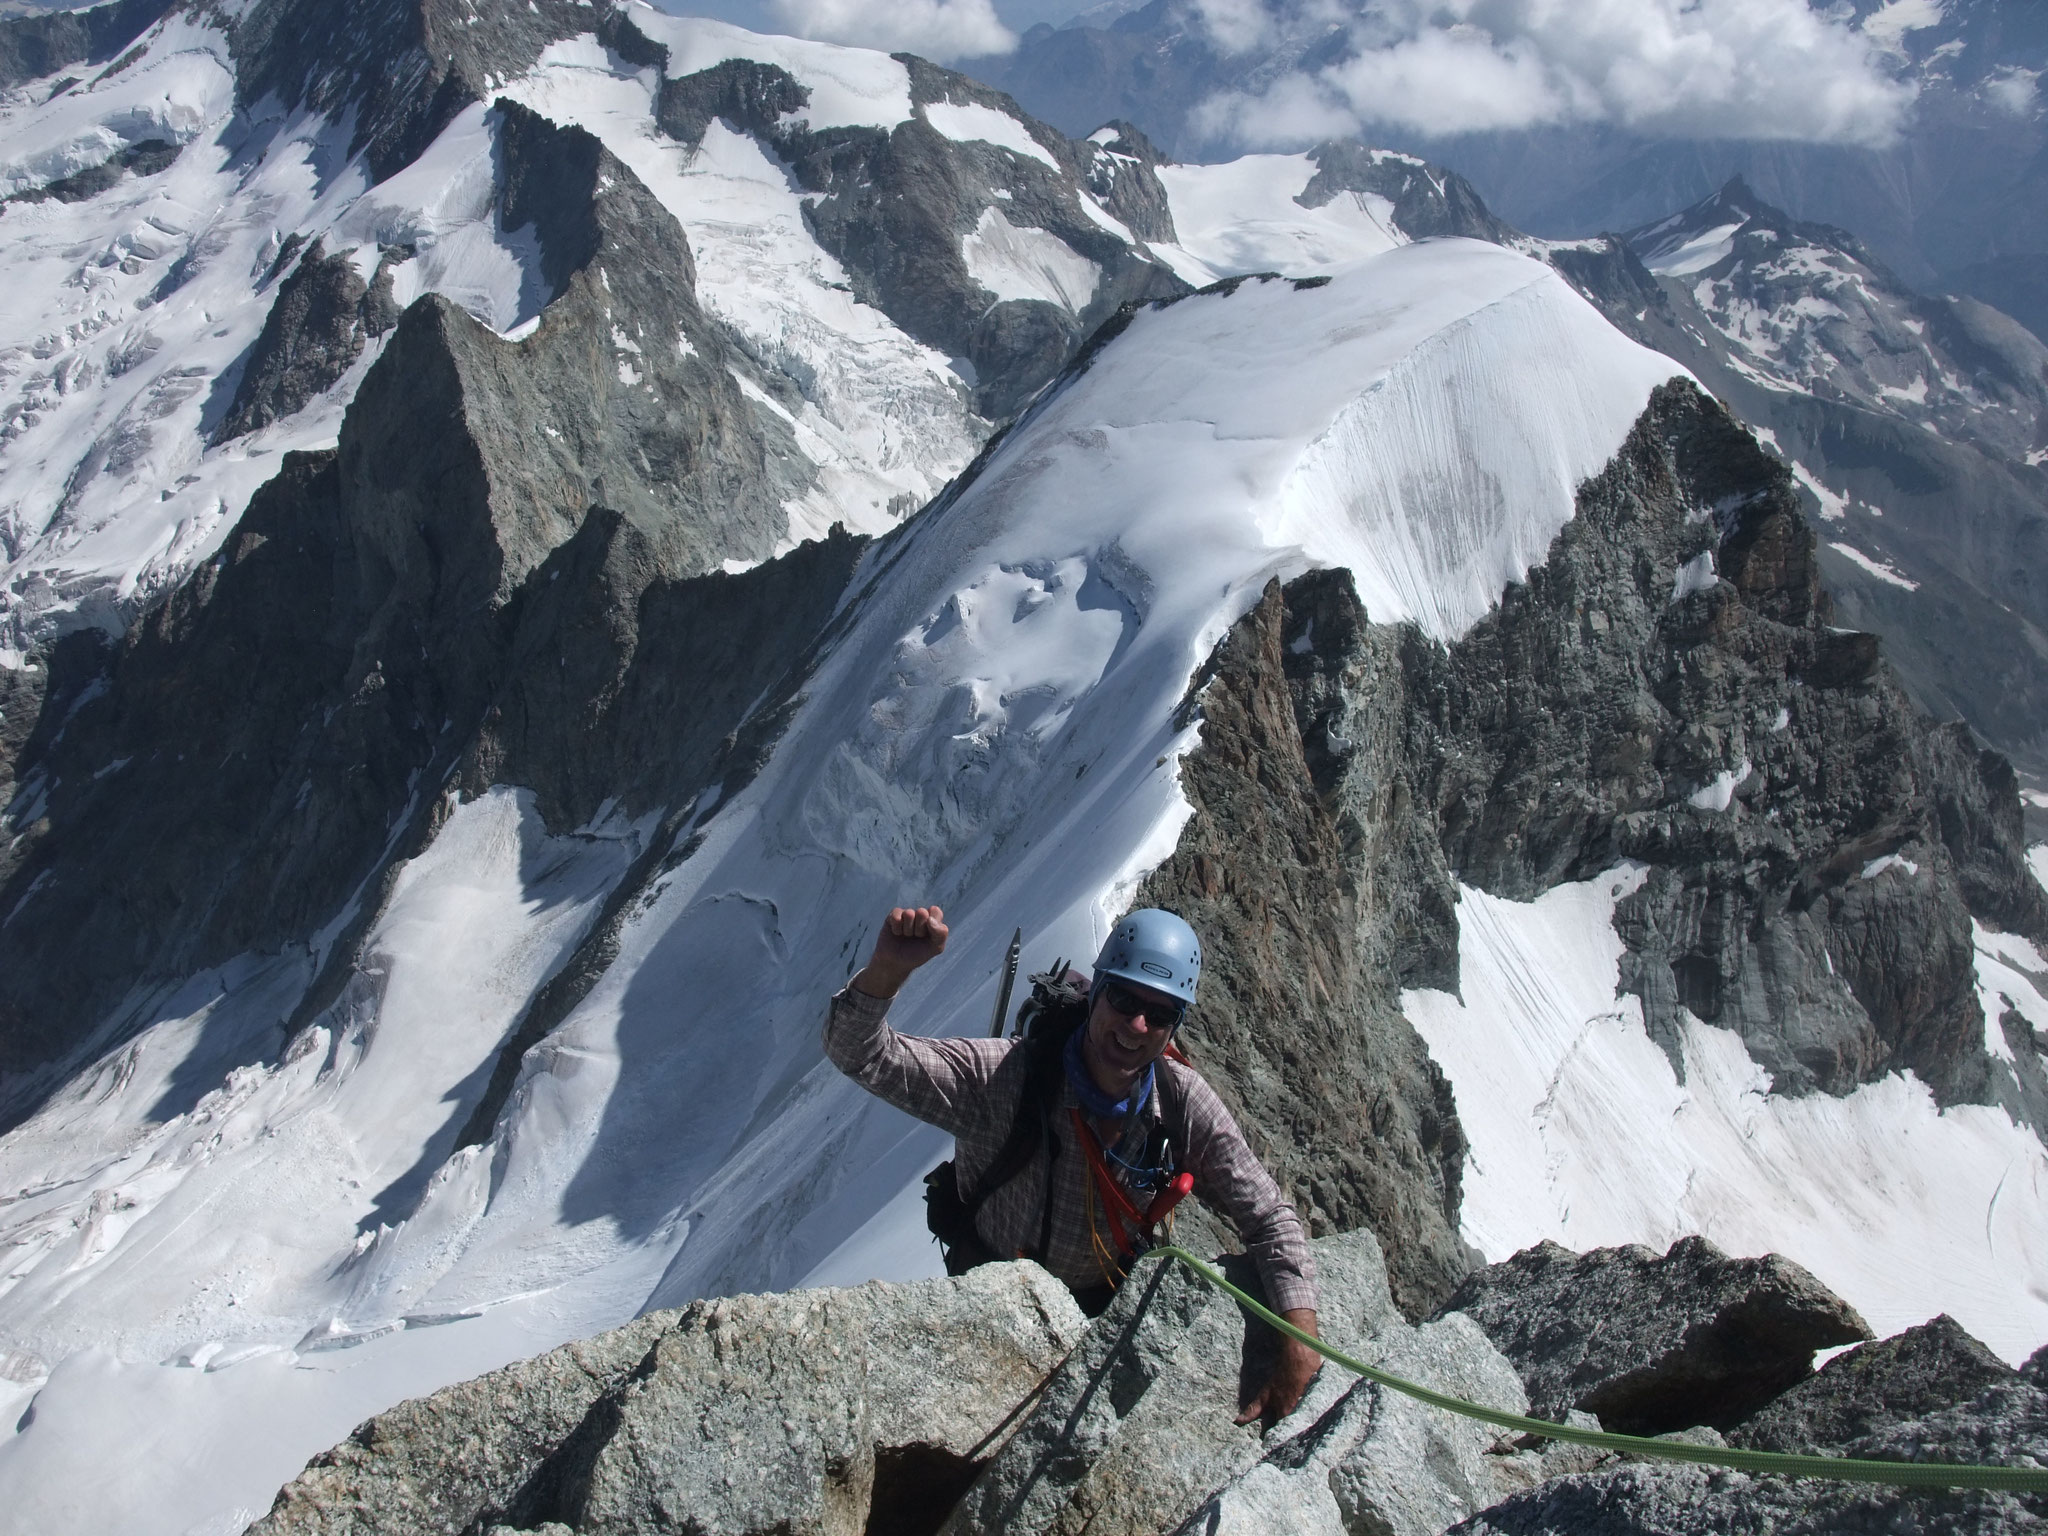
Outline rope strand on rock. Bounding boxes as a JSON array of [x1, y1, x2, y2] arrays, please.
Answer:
[[1146, 1246, 2048, 1493]]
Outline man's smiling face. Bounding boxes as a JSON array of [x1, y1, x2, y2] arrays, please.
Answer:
[[1080, 978, 1184, 1100]]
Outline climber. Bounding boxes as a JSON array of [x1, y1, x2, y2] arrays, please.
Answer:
[[823, 904, 1323, 1423]]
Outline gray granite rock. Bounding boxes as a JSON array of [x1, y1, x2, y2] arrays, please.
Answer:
[[1441, 1236, 1871, 1434], [253, 1312, 673, 1536], [944, 1230, 1574, 1536], [1730, 1314, 2017, 1455], [1456, 1374, 2048, 1535], [251, 1261, 1088, 1536]]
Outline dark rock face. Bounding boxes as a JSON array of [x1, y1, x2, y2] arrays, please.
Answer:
[[1457, 1375, 2048, 1535], [0, 104, 832, 1123], [1625, 180, 2048, 471], [1300, 142, 1518, 244], [1135, 574, 1471, 1320], [1441, 1237, 1872, 1435], [221, 0, 654, 181], [449, 519, 869, 1150], [655, 53, 1190, 419], [1396, 381, 2048, 1105], [1135, 377, 2048, 1315], [1530, 186, 2048, 786], [1075, 119, 1175, 243], [1729, 1313, 2017, 1455], [0, 0, 171, 90], [2, 136, 179, 205], [213, 240, 389, 443]]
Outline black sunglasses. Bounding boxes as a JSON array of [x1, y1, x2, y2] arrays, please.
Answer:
[[1100, 980, 1187, 1030]]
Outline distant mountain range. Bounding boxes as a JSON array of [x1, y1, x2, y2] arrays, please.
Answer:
[[970, 0, 2048, 340]]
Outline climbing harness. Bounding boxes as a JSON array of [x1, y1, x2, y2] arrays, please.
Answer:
[[1073, 1107, 1195, 1286], [1147, 1245, 2048, 1493]]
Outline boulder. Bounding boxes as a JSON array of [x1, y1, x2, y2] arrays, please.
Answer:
[[1440, 1236, 1871, 1433], [251, 1262, 1088, 1536], [1455, 1373, 2048, 1536], [944, 1231, 1592, 1536], [1729, 1314, 2015, 1455]]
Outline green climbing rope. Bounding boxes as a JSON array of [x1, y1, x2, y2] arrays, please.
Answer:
[[1146, 1245, 2048, 1493]]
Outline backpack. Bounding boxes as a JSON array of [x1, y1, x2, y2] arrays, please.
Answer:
[[922, 965, 1089, 1274]]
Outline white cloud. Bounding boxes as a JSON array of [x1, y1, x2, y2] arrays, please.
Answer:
[[1191, 0, 1917, 150], [766, 0, 1018, 60], [1858, 0, 1945, 54], [1984, 67, 2041, 118]]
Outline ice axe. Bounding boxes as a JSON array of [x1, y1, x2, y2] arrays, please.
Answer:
[[987, 927, 1022, 1037]]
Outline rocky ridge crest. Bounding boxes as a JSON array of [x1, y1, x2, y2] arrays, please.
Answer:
[[249, 1230, 2044, 1536]]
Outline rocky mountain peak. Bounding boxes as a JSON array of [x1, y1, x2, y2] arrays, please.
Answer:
[[219, 0, 654, 179]]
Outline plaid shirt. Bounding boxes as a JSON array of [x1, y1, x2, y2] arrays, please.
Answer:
[[824, 985, 1318, 1314]]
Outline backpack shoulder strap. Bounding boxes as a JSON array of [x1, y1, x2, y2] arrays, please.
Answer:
[[958, 983, 1085, 1214]]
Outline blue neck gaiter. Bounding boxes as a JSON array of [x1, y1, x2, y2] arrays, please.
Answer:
[[1064, 1026, 1154, 1121]]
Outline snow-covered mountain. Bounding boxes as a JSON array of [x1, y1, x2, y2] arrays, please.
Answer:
[[0, 3, 2045, 1533], [984, 4, 2048, 781], [1627, 177, 2048, 469], [973, 0, 2048, 313]]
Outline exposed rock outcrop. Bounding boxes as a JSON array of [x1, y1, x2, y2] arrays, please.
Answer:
[[1136, 377, 2048, 1321], [0, 0, 173, 90], [255, 1230, 1626, 1536], [1300, 142, 1518, 244], [1728, 1313, 2017, 1455], [251, 1262, 1089, 1536], [1457, 1373, 2048, 1535], [213, 239, 403, 443], [654, 53, 1189, 419], [1134, 574, 1472, 1320], [1440, 1237, 1872, 1434], [252, 1228, 2028, 1536], [0, 103, 832, 1120], [947, 1231, 1597, 1536], [1399, 380, 2048, 1104], [2, 136, 180, 205], [220, 0, 657, 181]]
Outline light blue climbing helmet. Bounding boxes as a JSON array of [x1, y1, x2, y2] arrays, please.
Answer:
[[1092, 909, 1202, 1007]]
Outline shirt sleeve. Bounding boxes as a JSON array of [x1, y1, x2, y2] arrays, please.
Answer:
[[822, 984, 1012, 1140], [1171, 1068, 1320, 1315]]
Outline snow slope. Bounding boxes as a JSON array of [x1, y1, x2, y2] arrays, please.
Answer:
[[0, 238, 1681, 1533], [1405, 871, 2048, 1365], [1152, 152, 1403, 287]]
